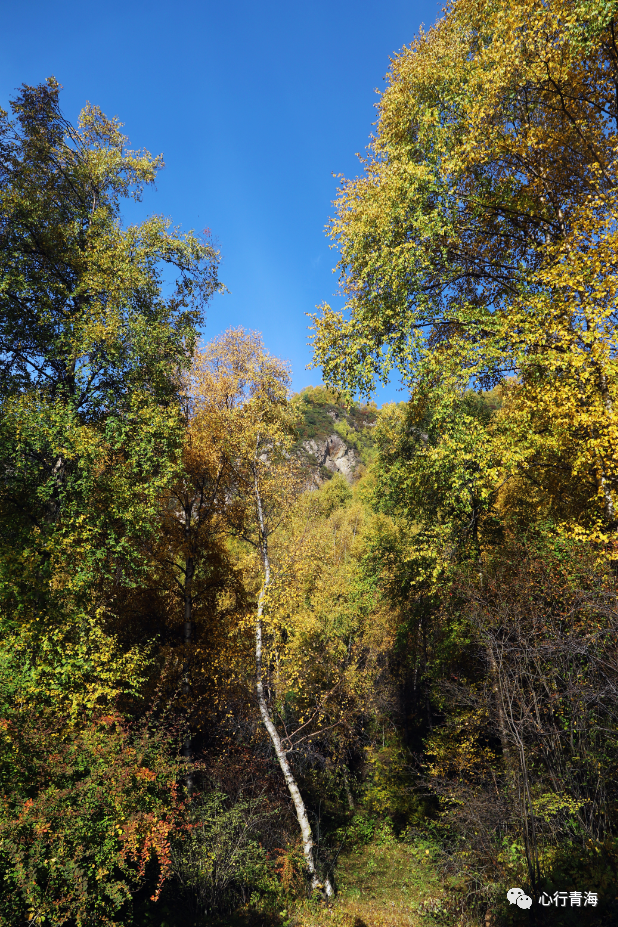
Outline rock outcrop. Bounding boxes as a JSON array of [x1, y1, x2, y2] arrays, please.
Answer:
[[302, 433, 360, 485]]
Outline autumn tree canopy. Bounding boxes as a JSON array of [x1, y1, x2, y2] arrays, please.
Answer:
[[0, 78, 222, 710], [313, 0, 618, 534], [0, 80, 219, 924]]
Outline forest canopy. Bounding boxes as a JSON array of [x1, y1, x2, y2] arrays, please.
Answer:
[[4, 2, 618, 924]]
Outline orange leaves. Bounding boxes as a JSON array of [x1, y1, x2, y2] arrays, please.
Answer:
[[133, 766, 157, 782], [0, 706, 183, 923], [119, 813, 174, 900]]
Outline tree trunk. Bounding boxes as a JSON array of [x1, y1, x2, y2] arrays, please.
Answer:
[[183, 546, 194, 793], [342, 769, 355, 812], [253, 464, 333, 898], [486, 641, 540, 888], [486, 643, 515, 777]]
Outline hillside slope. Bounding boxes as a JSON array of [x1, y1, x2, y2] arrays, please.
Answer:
[[294, 386, 378, 485]]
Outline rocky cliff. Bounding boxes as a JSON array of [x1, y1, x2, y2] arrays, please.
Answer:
[[294, 386, 377, 486], [302, 433, 361, 483]]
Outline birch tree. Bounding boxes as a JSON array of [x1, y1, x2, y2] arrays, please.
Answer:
[[192, 329, 334, 897], [312, 0, 618, 538]]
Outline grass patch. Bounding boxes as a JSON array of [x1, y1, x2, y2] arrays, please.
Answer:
[[290, 838, 450, 927]]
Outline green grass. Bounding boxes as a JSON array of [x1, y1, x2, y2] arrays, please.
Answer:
[[149, 833, 474, 927], [290, 838, 453, 927]]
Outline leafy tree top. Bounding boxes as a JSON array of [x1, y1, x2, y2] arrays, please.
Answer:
[[0, 77, 221, 419]]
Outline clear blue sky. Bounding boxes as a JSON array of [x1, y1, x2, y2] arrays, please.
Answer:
[[2, 0, 442, 403]]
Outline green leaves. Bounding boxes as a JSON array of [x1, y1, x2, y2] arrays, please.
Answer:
[[313, 0, 618, 389], [0, 704, 182, 926], [372, 388, 503, 594], [0, 78, 220, 415], [0, 82, 218, 918], [0, 80, 216, 670], [313, 0, 618, 537]]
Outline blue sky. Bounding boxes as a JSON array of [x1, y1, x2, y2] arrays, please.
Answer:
[[3, 0, 442, 403]]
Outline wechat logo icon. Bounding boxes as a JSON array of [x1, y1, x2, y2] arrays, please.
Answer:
[[507, 887, 533, 909]]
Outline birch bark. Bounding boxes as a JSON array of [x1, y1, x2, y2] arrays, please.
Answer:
[[252, 460, 334, 898]]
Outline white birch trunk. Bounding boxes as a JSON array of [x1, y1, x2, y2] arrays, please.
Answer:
[[253, 463, 334, 898]]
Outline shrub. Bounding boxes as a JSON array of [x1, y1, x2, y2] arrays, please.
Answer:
[[0, 708, 182, 926], [170, 789, 277, 915]]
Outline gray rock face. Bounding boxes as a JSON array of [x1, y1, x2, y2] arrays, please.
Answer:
[[302, 433, 360, 484]]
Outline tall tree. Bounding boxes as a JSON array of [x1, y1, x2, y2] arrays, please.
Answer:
[[192, 329, 334, 897], [0, 80, 220, 921], [312, 0, 618, 535], [0, 78, 221, 709]]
